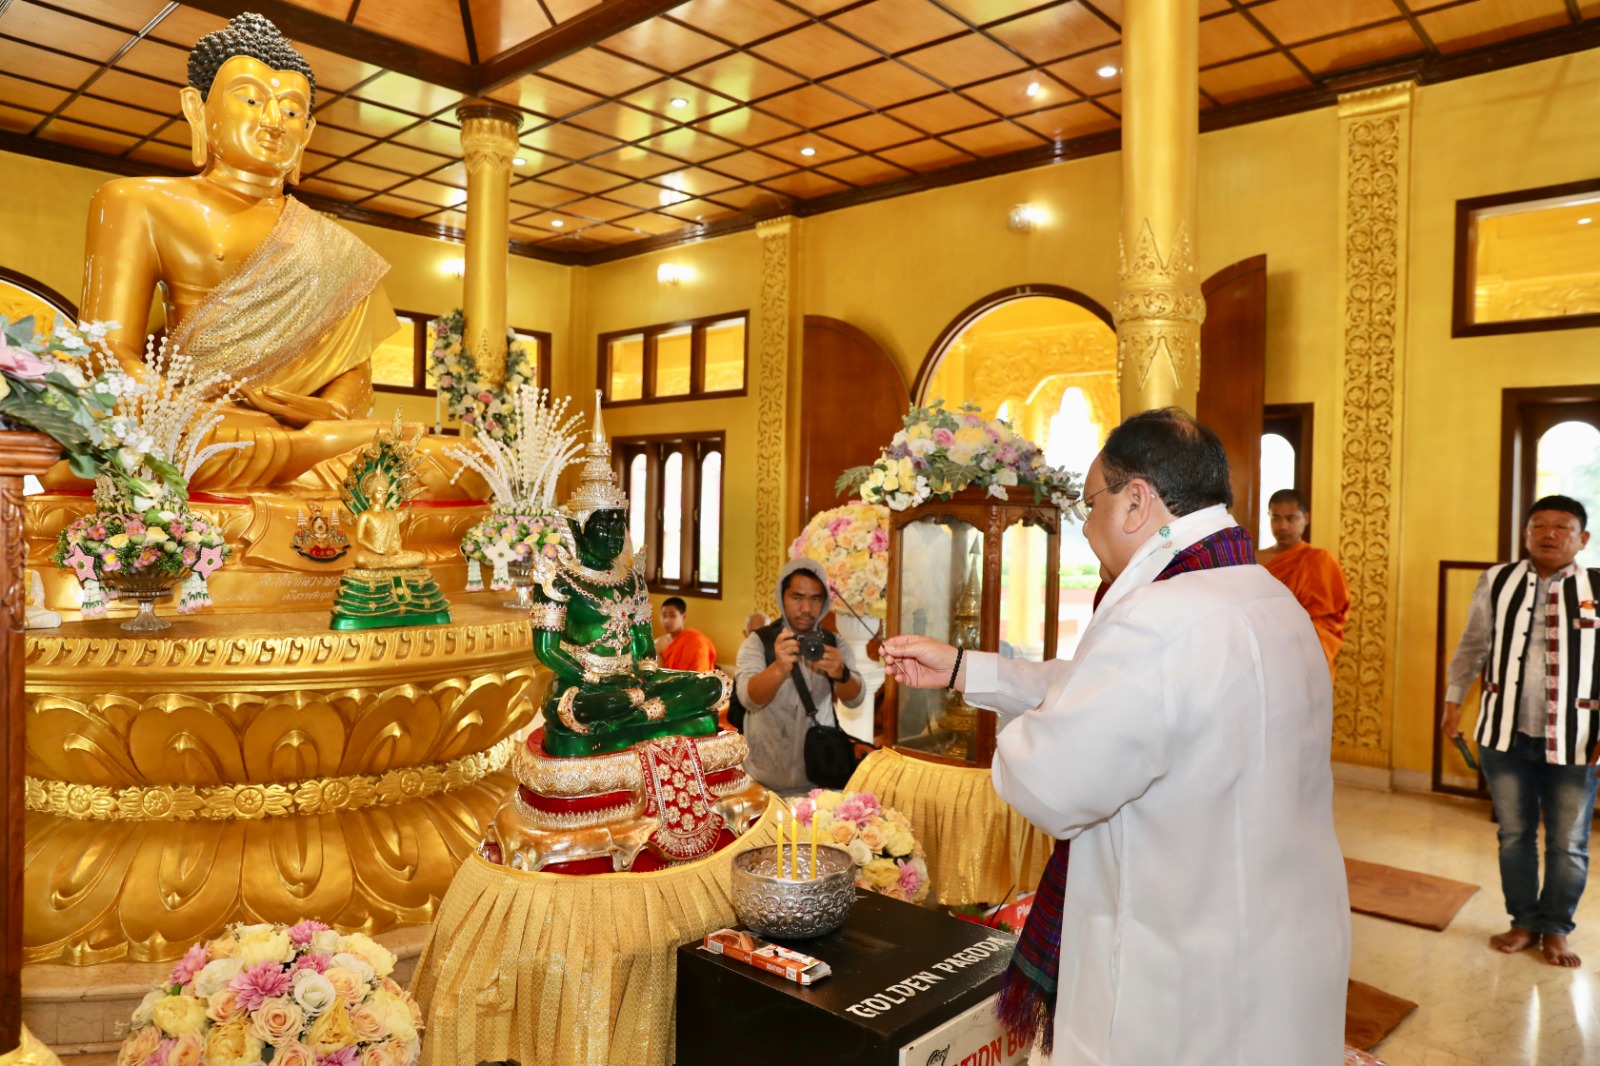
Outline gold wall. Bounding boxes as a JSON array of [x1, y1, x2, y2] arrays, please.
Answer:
[[3, 47, 1598, 779]]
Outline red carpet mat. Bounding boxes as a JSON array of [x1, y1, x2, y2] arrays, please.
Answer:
[[1346, 857, 1479, 931], [1345, 978, 1416, 1050]]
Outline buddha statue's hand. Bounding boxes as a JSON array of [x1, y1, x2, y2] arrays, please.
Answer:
[[240, 385, 349, 427]]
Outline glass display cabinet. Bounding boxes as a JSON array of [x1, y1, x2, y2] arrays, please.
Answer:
[[881, 491, 1062, 768]]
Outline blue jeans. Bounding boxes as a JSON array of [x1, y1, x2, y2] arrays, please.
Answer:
[[1480, 732, 1600, 937]]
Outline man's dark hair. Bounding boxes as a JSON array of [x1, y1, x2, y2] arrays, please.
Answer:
[[189, 13, 316, 107], [1528, 494, 1588, 531], [662, 596, 688, 613], [1268, 488, 1307, 512], [781, 568, 824, 596], [1100, 407, 1232, 516]]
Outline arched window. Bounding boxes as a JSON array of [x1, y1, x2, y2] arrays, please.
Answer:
[[1258, 432, 1297, 545], [1535, 420, 1600, 569], [699, 451, 723, 585]]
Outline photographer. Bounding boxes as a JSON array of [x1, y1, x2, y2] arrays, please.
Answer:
[[736, 558, 864, 793]]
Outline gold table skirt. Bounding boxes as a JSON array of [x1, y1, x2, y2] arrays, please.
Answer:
[[411, 799, 782, 1066], [23, 602, 540, 964], [846, 747, 1053, 906]]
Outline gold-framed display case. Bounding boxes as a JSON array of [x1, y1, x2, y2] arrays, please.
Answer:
[[881, 491, 1061, 768]]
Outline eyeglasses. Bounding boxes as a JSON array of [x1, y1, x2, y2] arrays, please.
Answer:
[[1065, 479, 1127, 522]]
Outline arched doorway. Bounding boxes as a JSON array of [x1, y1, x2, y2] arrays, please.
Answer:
[[915, 286, 1118, 657]]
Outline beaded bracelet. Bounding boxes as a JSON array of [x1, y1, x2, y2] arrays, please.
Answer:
[[948, 646, 964, 691]]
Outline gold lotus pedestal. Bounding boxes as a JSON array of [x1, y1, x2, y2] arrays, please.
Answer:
[[21, 602, 540, 965]]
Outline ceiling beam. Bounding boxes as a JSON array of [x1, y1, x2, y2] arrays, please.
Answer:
[[470, 0, 697, 95], [175, 0, 476, 93]]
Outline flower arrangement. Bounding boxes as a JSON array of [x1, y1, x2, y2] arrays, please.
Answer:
[[47, 337, 246, 617], [789, 504, 890, 620], [118, 920, 422, 1066], [445, 386, 585, 592], [0, 315, 119, 471], [793, 789, 929, 904], [838, 400, 1080, 513], [427, 309, 537, 441]]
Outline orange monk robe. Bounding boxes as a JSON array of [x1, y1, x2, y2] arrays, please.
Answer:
[[659, 627, 717, 673], [1264, 543, 1351, 676]]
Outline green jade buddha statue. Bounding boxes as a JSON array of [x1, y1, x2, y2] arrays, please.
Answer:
[[532, 398, 724, 757]]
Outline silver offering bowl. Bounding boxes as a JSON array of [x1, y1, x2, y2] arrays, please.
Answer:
[[731, 843, 856, 939]]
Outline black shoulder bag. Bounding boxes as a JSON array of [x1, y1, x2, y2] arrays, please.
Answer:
[[788, 628, 863, 789]]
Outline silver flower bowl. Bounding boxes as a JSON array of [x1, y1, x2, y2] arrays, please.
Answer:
[[731, 843, 856, 939]]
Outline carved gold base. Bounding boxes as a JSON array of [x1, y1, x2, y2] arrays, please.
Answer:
[[22, 603, 541, 964], [24, 491, 488, 612]]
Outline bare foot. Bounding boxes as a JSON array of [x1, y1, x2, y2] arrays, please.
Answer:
[[1541, 934, 1582, 968], [1489, 927, 1537, 953]]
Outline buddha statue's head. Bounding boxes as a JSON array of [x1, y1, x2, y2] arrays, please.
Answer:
[[573, 509, 627, 569], [180, 13, 317, 188]]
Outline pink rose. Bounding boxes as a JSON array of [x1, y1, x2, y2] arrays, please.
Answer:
[[932, 427, 954, 447]]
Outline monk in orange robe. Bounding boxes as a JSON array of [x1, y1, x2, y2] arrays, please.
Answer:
[[1259, 489, 1350, 677], [657, 596, 717, 672]]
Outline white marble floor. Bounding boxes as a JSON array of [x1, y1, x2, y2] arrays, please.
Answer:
[[1337, 784, 1600, 1066]]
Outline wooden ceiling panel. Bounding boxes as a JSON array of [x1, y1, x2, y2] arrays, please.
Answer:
[[680, 52, 804, 102], [293, 176, 374, 200], [819, 112, 922, 150], [466, 0, 554, 59], [562, 196, 644, 222], [316, 98, 419, 136], [510, 180, 585, 208], [36, 118, 139, 154], [298, 150, 338, 174], [692, 105, 802, 145], [431, 161, 470, 187], [279, 0, 348, 18], [0, 73, 70, 116], [601, 18, 732, 72], [604, 180, 690, 208], [540, 49, 665, 97], [706, 184, 793, 210], [962, 71, 1079, 115], [0, 104, 42, 134], [1013, 98, 1116, 139], [317, 159, 406, 191], [761, 132, 854, 164], [759, 170, 851, 197], [488, 75, 605, 120], [1, 37, 103, 87], [652, 165, 742, 195], [63, 0, 175, 32], [620, 210, 701, 234], [659, 196, 741, 222], [902, 33, 1029, 86], [1197, 51, 1311, 104], [85, 70, 185, 115], [665, 0, 810, 47], [58, 96, 167, 138], [817, 154, 914, 184], [372, 181, 461, 210], [521, 121, 623, 160], [291, 42, 386, 95], [1250, 0, 1409, 46], [145, 7, 229, 47], [877, 138, 976, 171], [350, 72, 465, 117], [0, 2, 135, 63], [986, 3, 1121, 65], [425, 208, 470, 231], [307, 123, 383, 157], [701, 148, 798, 181], [1047, 45, 1122, 95], [579, 222, 659, 243], [358, 142, 454, 176], [830, 0, 971, 54], [942, 118, 1049, 155], [357, 194, 441, 218], [757, 84, 867, 127], [1417, 0, 1571, 54], [624, 79, 740, 122], [1197, 12, 1276, 67], [353, 4, 472, 64], [392, 120, 466, 155], [126, 140, 192, 170], [544, 0, 610, 23], [822, 60, 947, 109], [638, 125, 743, 163], [584, 144, 684, 179], [934, 0, 1063, 29], [749, 23, 883, 80], [884, 92, 996, 133], [1292, 21, 1425, 75], [540, 163, 632, 193], [567, 102, 677, 142]]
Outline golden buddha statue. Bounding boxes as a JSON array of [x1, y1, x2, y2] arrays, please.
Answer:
[[349, 470, 425, 569], [56, 13, 462, 496]]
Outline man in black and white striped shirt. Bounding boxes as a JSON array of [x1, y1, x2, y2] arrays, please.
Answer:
[[1443, 494, 1600, 967]]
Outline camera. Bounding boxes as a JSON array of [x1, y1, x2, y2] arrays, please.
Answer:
[[795, 630, 828, 662]]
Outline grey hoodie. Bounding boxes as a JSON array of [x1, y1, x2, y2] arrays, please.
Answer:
[[735, 557, 864, 792]]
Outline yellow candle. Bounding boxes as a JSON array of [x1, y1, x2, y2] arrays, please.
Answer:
[[810, 818, 818, 880]]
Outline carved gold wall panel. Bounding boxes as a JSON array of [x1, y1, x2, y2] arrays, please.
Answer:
[[754, 217, 794, 612], [22, 605, 540, 963], [1331, 84, 1413, 766]]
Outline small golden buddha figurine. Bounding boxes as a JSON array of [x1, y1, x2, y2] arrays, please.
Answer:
[[330, 417, 450, 630], [59, 13, 466, 497]]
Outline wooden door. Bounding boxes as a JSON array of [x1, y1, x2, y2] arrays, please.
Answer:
[[1197, 255, 1267, 540], [799, 317, 910, 525]]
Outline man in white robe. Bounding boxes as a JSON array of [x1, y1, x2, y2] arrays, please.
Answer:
[[885, 408, 1349, 1065]]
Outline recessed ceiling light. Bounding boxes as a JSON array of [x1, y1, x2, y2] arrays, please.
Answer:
[[1025, 81, 1041, 97], [669, 97, 689, 109], [1097, 65, 1118, 78], [513, 157, 526, 165], [550, 219, 565, 228], [800, 146, 816, 157], [1580, 217, 1594, 225]]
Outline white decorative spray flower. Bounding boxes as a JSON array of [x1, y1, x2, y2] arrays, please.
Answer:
[[445, 386, 586, 514]]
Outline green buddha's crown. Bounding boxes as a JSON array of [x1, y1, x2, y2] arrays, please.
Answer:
[[563, 390, 627, 527]]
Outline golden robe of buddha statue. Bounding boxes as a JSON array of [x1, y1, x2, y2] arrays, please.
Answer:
[[56, 13, 465, 497]]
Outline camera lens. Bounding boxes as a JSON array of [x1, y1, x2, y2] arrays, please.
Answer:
[[798, 631, 826, 661]]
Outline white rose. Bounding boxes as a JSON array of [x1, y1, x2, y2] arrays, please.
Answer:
[[331, 952, 375, 985], [291, 971, 338, 1017], [192, 957, 245, 999], [846, 839, 873, 866], [131, 988, 165, 1028], [309, 930, 343, 956]]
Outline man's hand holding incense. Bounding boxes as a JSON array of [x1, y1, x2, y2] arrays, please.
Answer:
[[882, 634, 964, 691]]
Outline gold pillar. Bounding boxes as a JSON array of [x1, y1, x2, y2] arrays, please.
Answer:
[[1114, 0, 1204, 417], [456, 103, 522, 387], [1332, 83, 1413, 768], [754, 217, 796, 612]]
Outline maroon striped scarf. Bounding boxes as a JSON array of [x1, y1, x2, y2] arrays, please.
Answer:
[[995, 524, 1257, 1055]]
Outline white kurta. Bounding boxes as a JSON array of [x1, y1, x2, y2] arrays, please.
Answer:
[[968, 506, 1350, 1066]]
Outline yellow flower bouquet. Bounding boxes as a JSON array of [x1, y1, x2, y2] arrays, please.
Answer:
[[794, 789, 930, 903]]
